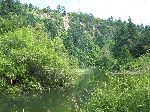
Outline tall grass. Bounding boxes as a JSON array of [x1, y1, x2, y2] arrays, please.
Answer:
[[79, 73, 150, 112]]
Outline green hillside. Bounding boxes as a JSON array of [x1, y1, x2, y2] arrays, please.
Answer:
[[0, 0, 150, 111]]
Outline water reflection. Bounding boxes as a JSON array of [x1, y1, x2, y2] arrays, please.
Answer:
[[0, 90, 73, 112]]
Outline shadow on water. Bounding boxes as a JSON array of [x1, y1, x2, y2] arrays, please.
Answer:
[[0, 89, 74, 112], [0, 69, 101, 112]]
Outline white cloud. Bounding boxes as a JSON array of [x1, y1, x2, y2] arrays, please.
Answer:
[[41, 0, 150, 25], [42, 0, 57, 9]]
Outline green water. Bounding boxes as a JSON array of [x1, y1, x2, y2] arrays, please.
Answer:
[[0, 69, 95, 112], [0, 90, 74, 112]]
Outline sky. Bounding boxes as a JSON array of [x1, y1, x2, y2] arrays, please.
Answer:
[[19, 0, 150, 25]]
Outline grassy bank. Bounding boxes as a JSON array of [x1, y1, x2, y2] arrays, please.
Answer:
[[77, 73, 150, 112]]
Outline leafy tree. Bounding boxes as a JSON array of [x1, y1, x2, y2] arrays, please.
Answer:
[[64, 13, 102, 67], [130, 25, 150, 57], [111, 19, 132, 64], [57, 5, 66, 16], [0, 27, 74, 93]]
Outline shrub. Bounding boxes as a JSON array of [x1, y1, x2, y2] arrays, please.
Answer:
[[124, 53, 150, 74], [79, 74, 150, 112], [0, 27, 74, 93]]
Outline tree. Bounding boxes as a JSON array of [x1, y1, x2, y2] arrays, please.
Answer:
[[64, 13, 100, 68], [0, 27, 74, 93], [131, 25, 150, 57], [57, 5, 66, 16], [111, 20, 132, 64]]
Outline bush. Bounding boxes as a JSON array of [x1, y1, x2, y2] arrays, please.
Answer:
[[79, 74, 150, 112], [124, 53, 150, 74], [0, 27, 74, 93]]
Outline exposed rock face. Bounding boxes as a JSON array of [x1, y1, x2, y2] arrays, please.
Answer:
[[62, 15, 69, 30]]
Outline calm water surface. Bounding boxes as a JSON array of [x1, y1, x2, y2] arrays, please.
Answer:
[[0, 90, 74, 112]]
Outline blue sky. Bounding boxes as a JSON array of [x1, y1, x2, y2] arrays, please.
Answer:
[[20, 0, 150, 25]]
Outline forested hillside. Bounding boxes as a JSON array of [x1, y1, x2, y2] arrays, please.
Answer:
[[0, 0, 150, 111]]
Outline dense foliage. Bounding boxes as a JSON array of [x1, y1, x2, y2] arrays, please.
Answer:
[[80, 74, 150, 112], [0, 27, 74, 93], [0, 0, 150, 111]]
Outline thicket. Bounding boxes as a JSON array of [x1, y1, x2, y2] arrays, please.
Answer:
[[0, 0, 150, 111], [0, 27, 75, 93]]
